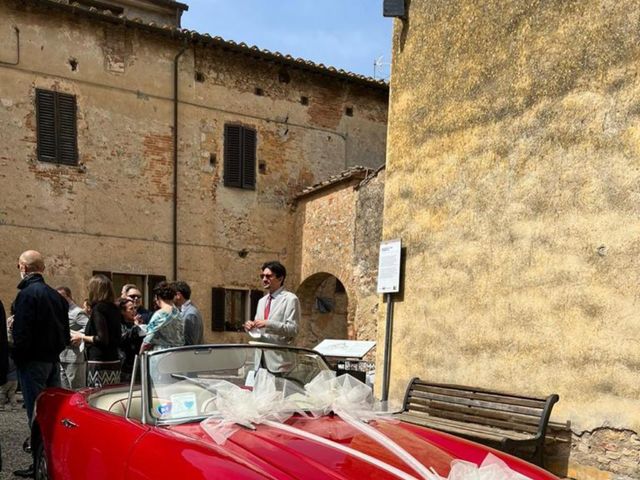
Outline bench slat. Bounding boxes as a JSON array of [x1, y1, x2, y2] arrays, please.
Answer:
[[411, 383, 547, 410], [404, 403, 540, 434], [411, 381, 549, 404], [406, 398, 542, 430], [395, 413, 534, 442], [408, 390, 544, 418]]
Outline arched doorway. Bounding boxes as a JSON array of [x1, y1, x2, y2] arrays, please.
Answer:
[[295, 272, 350, 349]]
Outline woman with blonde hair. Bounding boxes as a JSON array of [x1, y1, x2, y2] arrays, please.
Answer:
[[71, 274, 122, 387]]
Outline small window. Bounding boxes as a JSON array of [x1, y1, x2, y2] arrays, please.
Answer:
[[224, 124, 257, 189], [278, 70, 291, 84], [211, 288, 263, 332], [36, 89, 78, 165], [345, 106, 354, 117], [300, 96, 309, 106]]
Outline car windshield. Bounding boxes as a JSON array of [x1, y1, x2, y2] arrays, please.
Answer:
[[145, 345, 330, 422]]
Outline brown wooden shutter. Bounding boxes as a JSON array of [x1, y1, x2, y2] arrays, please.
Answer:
[[250, 289, 263, 320], [211, 287, 226, 332], [224, 125, 242, 187], [242, 128, 256, 189], [36, 89, 57, 162], [57, 92, 78, 165], [36, 89, 78, 165]]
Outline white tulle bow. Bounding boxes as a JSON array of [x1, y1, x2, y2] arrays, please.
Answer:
[[199, 370, 532, 480], [200, 368, 301, 444], [447, 454, 532, 480]]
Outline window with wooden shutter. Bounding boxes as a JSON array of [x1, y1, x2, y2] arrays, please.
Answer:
[[211, 287, 226, 332], [36, 89, 78, 165], [211, 288, 262, 332], [224, 124, 256, 189]]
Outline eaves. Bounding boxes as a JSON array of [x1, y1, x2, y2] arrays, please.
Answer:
[[21, 0, 390, 93]]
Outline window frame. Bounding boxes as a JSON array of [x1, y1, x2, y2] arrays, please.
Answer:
[[223, 124, 257, 190], [35, 88, 78, 166], [211, 287, 263, 332], [93, 271, 166, 310]]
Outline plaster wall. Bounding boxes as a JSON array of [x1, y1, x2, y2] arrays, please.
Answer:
[[384, 0, 640, 476], [0, 1, 387, 342]]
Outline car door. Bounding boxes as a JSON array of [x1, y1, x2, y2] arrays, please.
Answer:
[[51, 397, 149, 479]]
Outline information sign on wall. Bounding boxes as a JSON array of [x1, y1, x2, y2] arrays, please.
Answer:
[[376, 238, 402, 294]]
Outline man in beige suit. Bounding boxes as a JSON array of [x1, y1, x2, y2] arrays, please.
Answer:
[[244, 261, 299, 345]]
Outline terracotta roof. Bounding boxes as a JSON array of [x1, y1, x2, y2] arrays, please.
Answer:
[[294, 166, 374, 200], [27, 0, 389, 91], [355, 164, 385, 190]]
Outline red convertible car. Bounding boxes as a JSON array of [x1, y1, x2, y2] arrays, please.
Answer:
[[31, 345, 559, 479]]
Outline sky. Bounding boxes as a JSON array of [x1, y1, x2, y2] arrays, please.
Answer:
[[181, 0, 394, 80]]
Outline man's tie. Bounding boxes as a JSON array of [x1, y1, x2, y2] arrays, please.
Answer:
[[264, 295, 272, 320]]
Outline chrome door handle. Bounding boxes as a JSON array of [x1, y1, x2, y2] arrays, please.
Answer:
[[61, 418, 78, 428]]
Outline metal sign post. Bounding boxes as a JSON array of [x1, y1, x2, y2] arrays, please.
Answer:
[[381, 292, 394, 402], [376, 239, 402, 402]]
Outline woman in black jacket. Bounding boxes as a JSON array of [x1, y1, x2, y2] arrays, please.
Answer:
[[72, 275, 122, 387]]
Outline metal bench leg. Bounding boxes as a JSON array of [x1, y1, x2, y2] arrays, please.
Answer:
[[531, 444, 544, 467]]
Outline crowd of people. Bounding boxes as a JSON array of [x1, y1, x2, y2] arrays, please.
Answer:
[[0, 250, 300, 477], [0, 250, 205, 476]]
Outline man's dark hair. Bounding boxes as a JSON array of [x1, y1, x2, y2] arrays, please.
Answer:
[[261, 261, 286, 282], [172, 281, 191, 300]]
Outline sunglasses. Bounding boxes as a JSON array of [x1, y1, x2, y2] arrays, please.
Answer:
[[129, 295, 142, 300], [259, 274, 274, 279]]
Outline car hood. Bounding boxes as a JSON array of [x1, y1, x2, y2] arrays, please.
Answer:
[[166, 415, 455, 479]]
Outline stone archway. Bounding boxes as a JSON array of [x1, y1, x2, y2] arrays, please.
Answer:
[[295, 272, 350, 349]]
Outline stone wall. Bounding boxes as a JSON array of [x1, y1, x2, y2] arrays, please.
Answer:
[[0, 0, 387, 342], [353, 169, 385, 342], [293, 168, 385, 351], [384, 0, 640, 477]]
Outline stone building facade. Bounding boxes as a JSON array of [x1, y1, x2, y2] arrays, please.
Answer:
[[0, 0, 388, 345], [292, 166, 385, 350], [383, 1, 640, 478]]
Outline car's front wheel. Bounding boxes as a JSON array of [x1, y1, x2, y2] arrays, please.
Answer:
[[33, 437, 48, 480]]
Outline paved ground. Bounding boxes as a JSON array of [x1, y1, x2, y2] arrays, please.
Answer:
[[0, 397, 31, 480]]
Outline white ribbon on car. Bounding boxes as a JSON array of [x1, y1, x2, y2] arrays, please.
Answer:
[[447, 454, 533, 480], [199, 370, 532, 480]]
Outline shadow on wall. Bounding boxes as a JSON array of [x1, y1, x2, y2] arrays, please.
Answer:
[[295, 272, 349, 349]]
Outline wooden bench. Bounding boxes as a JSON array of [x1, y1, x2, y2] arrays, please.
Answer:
[[394, 378, 559, 466]]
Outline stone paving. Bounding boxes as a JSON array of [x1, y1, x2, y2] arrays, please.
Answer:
[[0, 398, 31, 480]]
